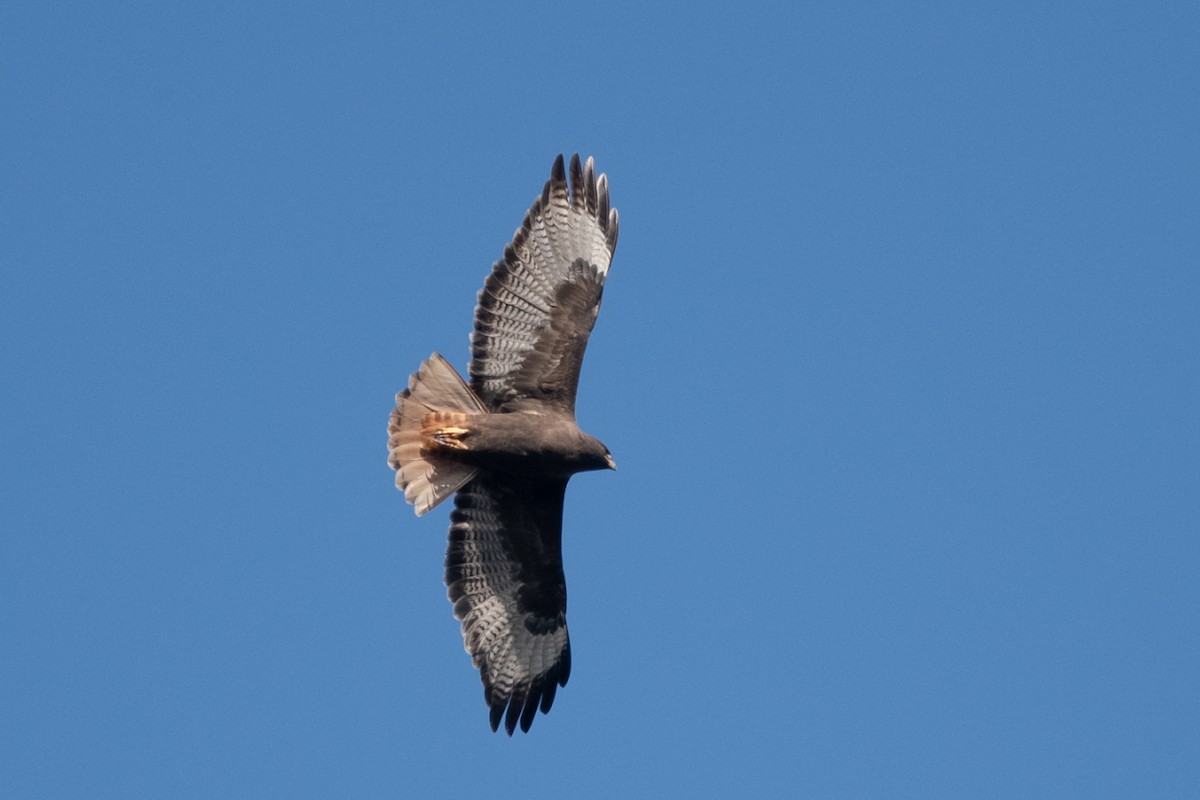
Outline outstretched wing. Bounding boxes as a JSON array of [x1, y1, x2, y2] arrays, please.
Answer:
[[470, 153, 619, 414], [445, 476, 572, 734]]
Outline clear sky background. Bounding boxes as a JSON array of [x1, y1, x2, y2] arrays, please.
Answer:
[[3, 2, 1198, 797]]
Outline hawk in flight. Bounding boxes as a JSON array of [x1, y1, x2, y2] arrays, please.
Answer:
[[388, 154, 619, 734]]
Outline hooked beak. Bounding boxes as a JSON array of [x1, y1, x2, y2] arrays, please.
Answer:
[[604, 453, 617, 471]]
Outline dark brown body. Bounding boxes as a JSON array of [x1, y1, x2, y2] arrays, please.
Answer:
[[421, 411, 614, 479]]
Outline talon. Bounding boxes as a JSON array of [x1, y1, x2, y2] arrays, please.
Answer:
[[432, 426, 470, 449]]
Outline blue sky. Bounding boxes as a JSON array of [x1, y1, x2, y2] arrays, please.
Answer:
[[3, 2, 1198, 797]]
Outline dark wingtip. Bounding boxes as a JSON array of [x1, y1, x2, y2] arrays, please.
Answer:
[[596, 174, 610, 229], [539, 681, 557, 714], [543, 153, 567, 208], [519, 694, 539, 732], [485, 664, 572, 734], [568, 153, 584, 208], [504, 692, 524, 736], [583, 157, 597, 215]]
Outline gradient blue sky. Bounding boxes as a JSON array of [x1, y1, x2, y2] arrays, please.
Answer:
[[4, 2, 1198, 797]]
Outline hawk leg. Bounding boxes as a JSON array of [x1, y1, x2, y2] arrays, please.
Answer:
[[420, 413, 473, 451]]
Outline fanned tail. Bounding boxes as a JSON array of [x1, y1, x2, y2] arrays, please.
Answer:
[[388, 353, 488, 515]]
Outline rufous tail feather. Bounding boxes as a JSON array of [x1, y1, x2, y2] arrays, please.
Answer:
[[388, 353, 488, 515]]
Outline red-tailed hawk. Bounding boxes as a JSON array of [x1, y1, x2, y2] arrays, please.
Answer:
[[388, 154, 619, 734]]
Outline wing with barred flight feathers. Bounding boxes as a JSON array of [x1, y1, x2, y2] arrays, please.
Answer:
[[446, 477, 571, 735], [469, 153, 619, 414]]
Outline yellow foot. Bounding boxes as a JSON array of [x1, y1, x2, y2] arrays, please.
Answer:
[[431, 426, 470, 449]]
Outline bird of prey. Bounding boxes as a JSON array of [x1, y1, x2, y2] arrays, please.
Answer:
[[388, 154, 619, 734]]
